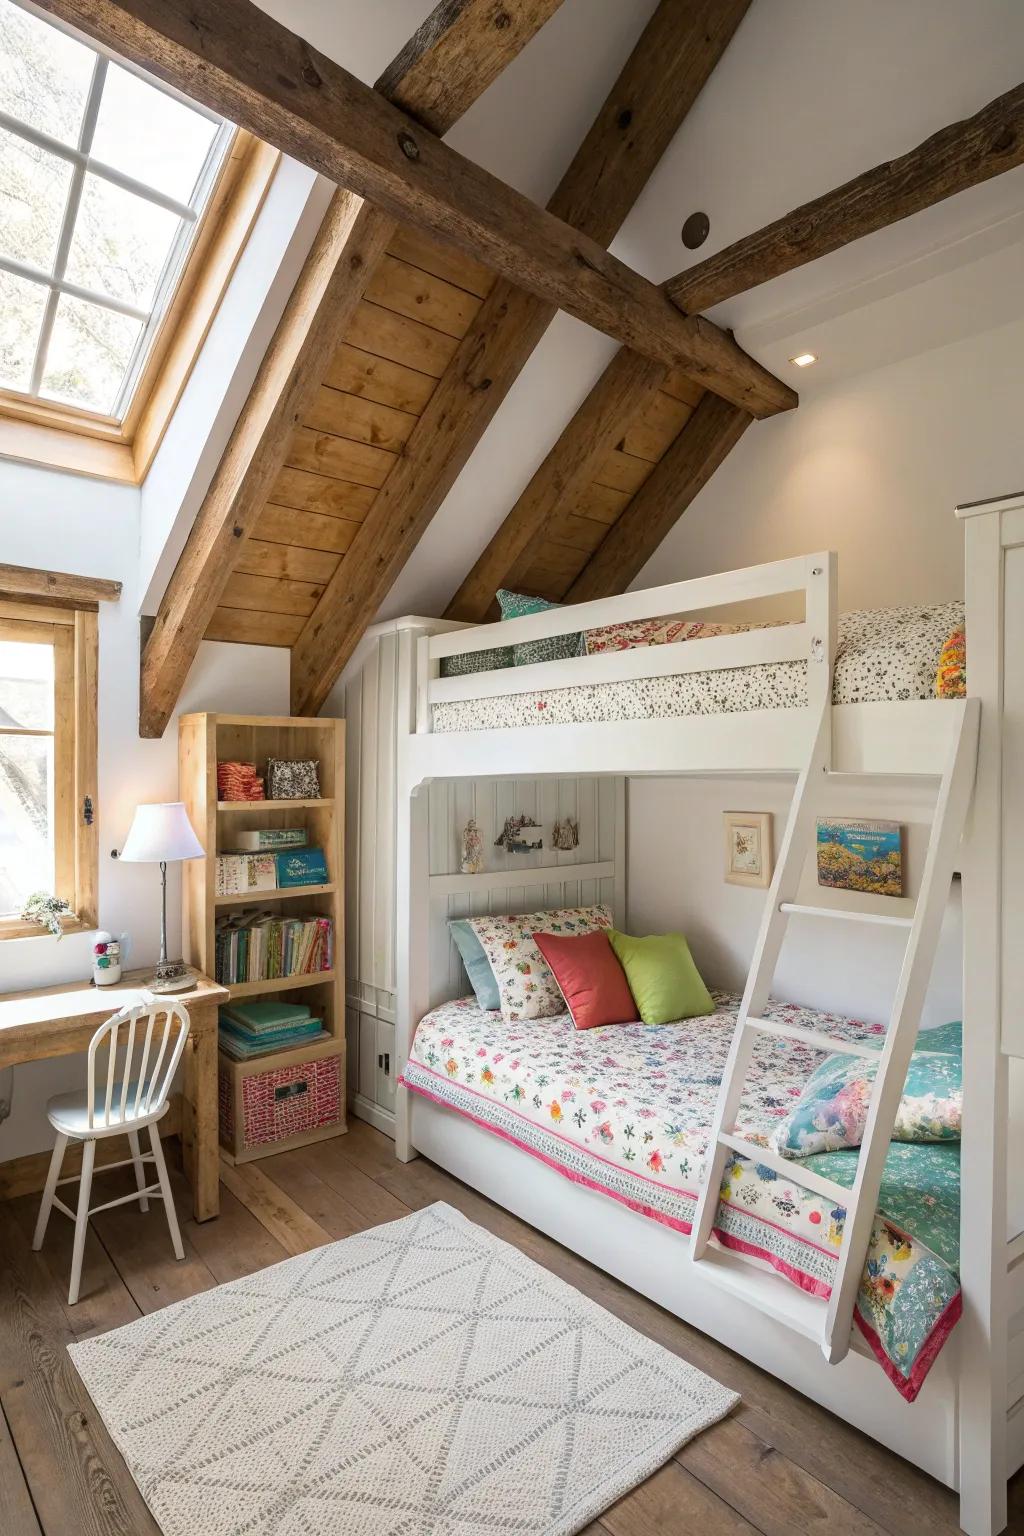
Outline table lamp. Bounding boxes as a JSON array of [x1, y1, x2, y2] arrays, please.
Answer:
[[119, 802, 204, 993]]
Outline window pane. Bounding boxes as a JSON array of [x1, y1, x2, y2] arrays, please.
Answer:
[[0, 732, 54, 916], [0, 637, 54, 730], [40, 292, 142, 414], [0, 125, 74, 271], [0, 0, 94, 147], [0, 266, 46, 392], [64, 172, 182, 310], [91, 64, 219, 204]]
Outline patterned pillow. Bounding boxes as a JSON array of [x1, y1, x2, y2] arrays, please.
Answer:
[[465, 905, 613, 1022], [497, 589, 585, 667], [770, 1020, 962, 1159], [439, 645, 513, 678], [832, 602, 964, 704], [934, 626, 966, 698]]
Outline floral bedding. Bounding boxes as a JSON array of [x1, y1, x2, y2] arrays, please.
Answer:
[[402, 992, 961, 1400], [431, 602, 964, 733]]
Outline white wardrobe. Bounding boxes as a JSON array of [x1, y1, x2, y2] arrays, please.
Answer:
[[341, 617, 450, 1136], [340, 614, 624, 1137]]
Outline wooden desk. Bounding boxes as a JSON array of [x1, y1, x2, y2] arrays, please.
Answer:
[[0, 968, 228, 1222]]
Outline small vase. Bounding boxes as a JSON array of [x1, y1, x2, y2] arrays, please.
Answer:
[[92, 931, 123, 987]]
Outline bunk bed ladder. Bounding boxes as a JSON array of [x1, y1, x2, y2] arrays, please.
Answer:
[[690, 693, 980, 1365]]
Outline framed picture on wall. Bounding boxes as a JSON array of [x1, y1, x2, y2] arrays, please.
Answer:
[[816, 817, 904, 897], [723, 811, 773, 888]]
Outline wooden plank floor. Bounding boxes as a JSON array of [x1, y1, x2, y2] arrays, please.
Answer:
[[1, 1119, 1020, 1535]]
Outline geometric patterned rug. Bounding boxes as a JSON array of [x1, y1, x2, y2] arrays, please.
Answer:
[[69, 1202, 738, 1535]]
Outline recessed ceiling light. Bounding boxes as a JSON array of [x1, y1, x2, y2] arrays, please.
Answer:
[[790, 352, 818, 367]]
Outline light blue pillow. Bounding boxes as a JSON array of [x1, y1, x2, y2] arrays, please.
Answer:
[[770, 1020, 962, 1159], [497, 589, 585, 667], [449, 919, 500, 1011]]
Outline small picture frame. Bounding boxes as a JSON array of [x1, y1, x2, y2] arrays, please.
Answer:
[[817, 817, 904, 897], [724, 811, 773, 888]]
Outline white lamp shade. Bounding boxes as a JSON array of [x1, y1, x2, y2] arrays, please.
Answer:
[[120, 802, 204, 863]]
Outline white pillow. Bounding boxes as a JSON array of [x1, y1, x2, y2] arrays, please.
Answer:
[[465, 905, 612, 1022]]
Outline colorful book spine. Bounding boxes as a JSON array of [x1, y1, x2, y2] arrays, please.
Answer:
[[213, 913, 334, 986]]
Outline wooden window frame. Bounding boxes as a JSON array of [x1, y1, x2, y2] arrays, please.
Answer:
[[0, 599, 98, 940], [0, 131, 279, 485]]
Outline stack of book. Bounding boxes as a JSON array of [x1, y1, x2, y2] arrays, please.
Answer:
[[214, 911, 334, 986], [218, 999, 328, 1060]]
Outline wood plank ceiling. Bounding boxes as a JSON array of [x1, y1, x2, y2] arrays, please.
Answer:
[[207, 224, 495, 647]]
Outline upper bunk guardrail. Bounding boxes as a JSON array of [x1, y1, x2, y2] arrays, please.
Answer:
[[415, 552, 838, 734]]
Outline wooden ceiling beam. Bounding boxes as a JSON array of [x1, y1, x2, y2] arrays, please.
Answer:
[[132, 0, 565, 738], [564, 392, 752, 603], [289, 0, 756, 714], [446, 347, 668, 622], [37, 0, 790, 416], [667, 80, 1024, 315], [0, 563, 122, 608]]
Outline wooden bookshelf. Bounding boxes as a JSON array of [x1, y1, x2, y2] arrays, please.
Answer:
[[178, 712, 345, 1160]]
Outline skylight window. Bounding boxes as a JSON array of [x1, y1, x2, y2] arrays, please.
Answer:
[[0, 0, 234, 421]]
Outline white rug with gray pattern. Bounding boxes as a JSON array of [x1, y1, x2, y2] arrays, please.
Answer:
[[69, 1201, 737, 1535]]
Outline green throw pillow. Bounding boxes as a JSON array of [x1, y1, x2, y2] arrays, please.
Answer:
[[497, 589, 584, 666], [607, 930, 714, 1025]]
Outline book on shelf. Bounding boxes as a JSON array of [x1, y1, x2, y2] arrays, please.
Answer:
[[226, 828, 309, 851], [276, 847, 329, 887], [214, 910, 334, 986], [215, 847, 329, 895], [217, 999, 328, 1059], [219, 999, 314, 1033], [217, 1004, 328, 1060], [215, 853, 277, 897]]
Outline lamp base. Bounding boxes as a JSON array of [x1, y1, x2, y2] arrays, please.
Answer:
[[147, 960, 199, 995]]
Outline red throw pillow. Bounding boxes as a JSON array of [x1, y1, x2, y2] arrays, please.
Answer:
[[532, 929, 637, 1030]]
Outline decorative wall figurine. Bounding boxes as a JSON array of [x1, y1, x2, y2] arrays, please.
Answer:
[[551, 816, 579, 851], [723, 811, 773, 888], [817, 817, 904, 897], [494, 813, 544, 854], [460, 817, 484, 875]]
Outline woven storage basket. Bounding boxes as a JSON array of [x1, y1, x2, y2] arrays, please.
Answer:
[[218, 1041, 345, 1161]]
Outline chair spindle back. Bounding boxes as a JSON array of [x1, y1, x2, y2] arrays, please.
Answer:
[[86, 993, 191, 1129]]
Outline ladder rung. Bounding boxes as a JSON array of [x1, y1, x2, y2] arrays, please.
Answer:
[[718, 1133, 852, 1208], [746, 1016, 882, 1059], [779, 902, 913, 929]]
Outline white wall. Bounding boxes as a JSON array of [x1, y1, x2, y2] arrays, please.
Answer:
[[626, 775, 963, 1033], [635, 311, 1024, 613], [0, 460, 289, 1158], [139, 157, 331, 615]]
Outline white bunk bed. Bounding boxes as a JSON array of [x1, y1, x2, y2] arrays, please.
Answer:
[[390, 509, 1023, 1536]]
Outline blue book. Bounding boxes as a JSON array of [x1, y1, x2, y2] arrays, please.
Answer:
[[276, 847, 329, 887]]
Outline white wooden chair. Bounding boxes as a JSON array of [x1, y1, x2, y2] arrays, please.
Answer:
[[32, 993, 191, 1304]]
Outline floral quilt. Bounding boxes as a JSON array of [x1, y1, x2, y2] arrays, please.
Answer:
[[402, 992, 961, 1400], [431, 602, 965, 733]]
